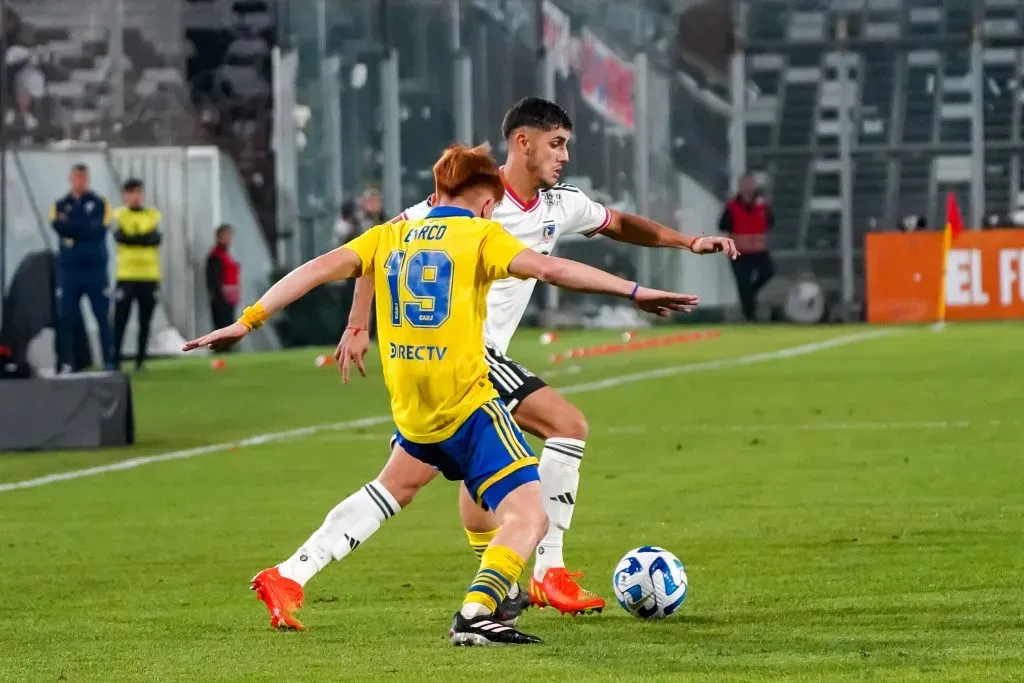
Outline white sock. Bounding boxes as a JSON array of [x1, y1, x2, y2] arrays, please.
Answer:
[[460, 602, 493, 619], [277, 480, 400, 586], [534, 438, 584, 581]]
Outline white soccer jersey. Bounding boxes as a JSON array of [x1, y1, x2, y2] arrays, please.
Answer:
[[398, 181, 612, 354]]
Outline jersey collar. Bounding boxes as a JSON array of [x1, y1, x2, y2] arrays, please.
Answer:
[[425, 205, 476, 219], [499, 166, 541, 212]]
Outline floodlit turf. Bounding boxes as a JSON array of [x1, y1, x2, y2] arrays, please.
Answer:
[[2, 323, 1023, 681]]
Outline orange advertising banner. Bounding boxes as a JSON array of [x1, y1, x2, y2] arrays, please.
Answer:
[[866, 229, 1024, 323]]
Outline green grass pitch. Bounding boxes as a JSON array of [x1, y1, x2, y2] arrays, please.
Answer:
[[2, 323, 1023, 681]]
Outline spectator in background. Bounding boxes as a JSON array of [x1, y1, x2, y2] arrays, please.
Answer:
[[3, 8, 46, 136], [333, 200, 359, 245], [333, 189, 385, 245], [358, 187, 385, 226], [719, 173, 775, 322], [898, 214, 927, 232], [112, 179, 162, 372], [205, 224, 240, 350], [50, 164, 115, 372], [6, 44, 45, 133]]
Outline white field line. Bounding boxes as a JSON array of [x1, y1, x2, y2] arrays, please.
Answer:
[[604, 419, 1011, 435], [0, 416, 392, 493], [0, 329, 896, 493], [558, 328, 894, 396], [298, 417, 1010, 444]]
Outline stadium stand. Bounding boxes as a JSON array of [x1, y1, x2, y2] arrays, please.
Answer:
[[2, 0, 276, 242], [744, 0, 1024, 253], [185, 0, 276, 240]]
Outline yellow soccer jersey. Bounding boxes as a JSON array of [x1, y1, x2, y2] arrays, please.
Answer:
[[113, 206, 163, 281], [342, 206, 529, 443]]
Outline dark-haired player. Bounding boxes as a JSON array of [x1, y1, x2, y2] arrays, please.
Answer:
[[336, 97, 739, 620], [183, 144, 699, 645]]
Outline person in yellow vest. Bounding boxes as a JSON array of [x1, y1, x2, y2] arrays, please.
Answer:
[[112, 178, 163, 371]]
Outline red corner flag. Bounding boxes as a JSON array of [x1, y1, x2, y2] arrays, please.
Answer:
[[945, 192, 964, 240], [937, 192, 965, 324]]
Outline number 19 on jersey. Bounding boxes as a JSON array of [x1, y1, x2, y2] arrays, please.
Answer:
[[384, 250, 454, 329]]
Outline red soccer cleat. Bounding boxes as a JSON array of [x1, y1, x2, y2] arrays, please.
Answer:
[[528, 568, 605, 615], [251, 567, 305, 631]]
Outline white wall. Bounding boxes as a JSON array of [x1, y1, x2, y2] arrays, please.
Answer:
[[676, 172, 738, 308]]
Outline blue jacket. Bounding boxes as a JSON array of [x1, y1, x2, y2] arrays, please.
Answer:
[[50, 190, 112, 270]]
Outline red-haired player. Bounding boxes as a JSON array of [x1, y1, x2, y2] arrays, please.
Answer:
[[336, 98, 738, 619], [184, 144, 700, 645]]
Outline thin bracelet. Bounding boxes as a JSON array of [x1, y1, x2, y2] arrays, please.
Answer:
[[345, 326, 365, 335], [629, 283, 640, 300]]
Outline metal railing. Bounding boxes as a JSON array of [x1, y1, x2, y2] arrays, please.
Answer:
[[272, 0, 734, 316]]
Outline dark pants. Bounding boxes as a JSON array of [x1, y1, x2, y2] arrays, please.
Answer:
[[113, 280, 158, 369], [210, 298, 236, 353], [730, 251, 776, 321], [56, 267, 113, 370]]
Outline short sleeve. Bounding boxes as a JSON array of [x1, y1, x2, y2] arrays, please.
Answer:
[[561, 186, 613, 237], [341, 225, 382, 275], [102, 200, 113, 226], [480, 222, 528, 281], [394, 195, 434, 222]]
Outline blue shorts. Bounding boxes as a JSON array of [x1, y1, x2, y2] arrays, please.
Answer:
[[394, 400, 539, 512]]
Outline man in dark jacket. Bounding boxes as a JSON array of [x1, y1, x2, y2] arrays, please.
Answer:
[[719, 174, 776, 321], [205, 224, 240, 349], [50, 163, 114, 372]]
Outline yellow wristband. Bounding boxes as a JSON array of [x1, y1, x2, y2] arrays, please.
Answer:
[[238, 302, 267, 330]]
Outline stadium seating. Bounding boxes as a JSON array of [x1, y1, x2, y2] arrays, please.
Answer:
[[6, 0, 190, 142], [744, 0, 1024, 252], [2, 0, 275, 241]]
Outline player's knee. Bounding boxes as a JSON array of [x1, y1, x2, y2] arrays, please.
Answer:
[[460, 486, 497, 532], [497, 496, 548, 546], [385, 482, 418, 508], [549, 407, 588, 441], [377, 442, 437, 506]]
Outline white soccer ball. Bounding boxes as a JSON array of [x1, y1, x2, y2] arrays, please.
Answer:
[[612, 546, 689, 619]]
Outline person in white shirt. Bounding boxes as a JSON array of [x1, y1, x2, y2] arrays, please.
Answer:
[[333, 200, 360, 245], [333, 97, 737, 623]]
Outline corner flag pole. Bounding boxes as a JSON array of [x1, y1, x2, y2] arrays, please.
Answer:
[[936, 192, 964, 324]]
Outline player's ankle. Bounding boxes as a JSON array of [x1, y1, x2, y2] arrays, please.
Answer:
[[533, 543, 565, 581], [460, 602, 491, 619]]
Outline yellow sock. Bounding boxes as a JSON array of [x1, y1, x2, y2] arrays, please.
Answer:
[[465, 528, 497, 560], [463, 544, 526, 616]]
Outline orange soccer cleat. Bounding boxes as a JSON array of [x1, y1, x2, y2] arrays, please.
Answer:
[[528, 568, 605, 615], [251, 567, 305, 631]]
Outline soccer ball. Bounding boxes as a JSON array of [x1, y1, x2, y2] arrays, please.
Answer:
[[612, 546, 688, 619]]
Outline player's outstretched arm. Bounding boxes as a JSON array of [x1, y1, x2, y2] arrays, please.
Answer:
[[334, 209, 408, 381], [507, 250, 698, 317], [603, 210, 740, 259], [333, 271, 377, 383], [183, 247, 365, 351]]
